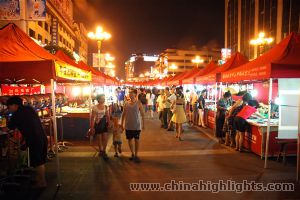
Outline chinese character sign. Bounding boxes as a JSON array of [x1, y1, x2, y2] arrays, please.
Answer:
[[0, 0, 20, 20], [26, 0, 46, 21], [55, 62, 92, 82], [1, 85, 41, 96]]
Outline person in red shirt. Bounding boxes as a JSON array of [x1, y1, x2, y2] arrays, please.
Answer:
[[234, 100, 260, 152]]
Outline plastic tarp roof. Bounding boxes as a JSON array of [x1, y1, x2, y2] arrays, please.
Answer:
[[0, 23, 59, 83], [182, 61, 219, 85], [221, 32, 300, 82], [195, 52, 249, 84], [0, 23, 89, 84]]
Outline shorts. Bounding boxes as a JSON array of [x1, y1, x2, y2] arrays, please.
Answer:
[[234, 116, 249, 132], [125, 130, 141, 140]]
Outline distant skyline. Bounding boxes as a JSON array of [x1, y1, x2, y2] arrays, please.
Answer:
[[74, 0, 225, 78]]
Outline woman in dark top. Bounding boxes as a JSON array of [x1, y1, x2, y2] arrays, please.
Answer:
[[5, 96, 48, 188]]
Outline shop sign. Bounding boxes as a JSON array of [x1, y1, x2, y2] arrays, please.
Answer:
[[1, 85, 41, 96], [48, 0, 73, 26], [55, 61, 91, 81], [222, 65, 269, 81], [197, 74, 216, 83]]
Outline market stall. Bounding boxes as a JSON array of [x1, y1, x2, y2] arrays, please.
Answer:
[[221, 32, 300, 173], [0, 23, 92, 186], [195, 53, 249, 129]]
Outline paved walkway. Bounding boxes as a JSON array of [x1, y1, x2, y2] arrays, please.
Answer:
[[39, 117, 300, 200]]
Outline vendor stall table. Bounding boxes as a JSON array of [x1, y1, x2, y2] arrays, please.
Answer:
[[245, 119, 297, 159], [57, 112, 89, 140], [206, 110, 216, 129]]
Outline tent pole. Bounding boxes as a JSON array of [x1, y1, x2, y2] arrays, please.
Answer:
[[297, 90, 300, 181], [51, 79, 61, 187], [207, 85, 210, 101], [264, 78, 273, 169], [296, 129, 300, 181], [214, 82, 218, 135], [89, 83, 93, 121], [219, 82, 223, 100]]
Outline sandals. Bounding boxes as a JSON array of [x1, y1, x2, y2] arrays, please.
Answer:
[[102, 152, 109, 161], [129, 154, 135, 161]]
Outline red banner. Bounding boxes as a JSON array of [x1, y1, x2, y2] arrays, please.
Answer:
[[221, 65, 270, 83], [1, 85, 41, 96]]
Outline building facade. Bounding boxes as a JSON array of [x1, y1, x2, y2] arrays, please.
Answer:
[[225, 0, 300, 59], [0, 0, 88, 63], [154, 48, 221, 76], [125, 54, 158, 81]]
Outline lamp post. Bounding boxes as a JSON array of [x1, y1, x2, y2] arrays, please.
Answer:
[[87, 26, 111, 71], [250, 32, 274, 58], [192, 55, 204, 68], [169, 64, 178, 76]]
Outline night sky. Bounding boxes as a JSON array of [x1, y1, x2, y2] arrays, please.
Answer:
[[74, 0, 225, 78]]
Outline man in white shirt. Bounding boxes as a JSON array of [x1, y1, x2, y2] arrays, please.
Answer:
[[156, 90, 165, 127], [162, 87, 171, 129]]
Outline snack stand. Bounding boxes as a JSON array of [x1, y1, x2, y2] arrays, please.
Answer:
[[220, 32, 300, 177], [194, 53, 249, 129]]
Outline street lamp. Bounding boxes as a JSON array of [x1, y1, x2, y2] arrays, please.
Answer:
[[105, 53, 115, 62], [250, 32, 274, 57], [169, 64, 178, 76], [110, 69, 116, 77], [87, 26, 111, 71], [192, 56, 204, 68], [106, 62, 115, 69]]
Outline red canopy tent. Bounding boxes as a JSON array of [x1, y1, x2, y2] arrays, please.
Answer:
[[0, 24, 90, 84], [168, 67, 202, 85], [161, 76, 174, 86], [195, 52, 249, 84], [220, 32, 300, 173], [221, 32, 300, 82], [165, 73, 183, 85], [0, 23, 93, 186], [182, 61, 219, 85]]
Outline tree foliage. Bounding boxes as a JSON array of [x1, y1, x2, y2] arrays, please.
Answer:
[[44, 45, 75, 60]]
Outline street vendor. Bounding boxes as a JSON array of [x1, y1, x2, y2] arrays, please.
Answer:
[[216, 91, 232, 143], [3, 96, 48, 188]]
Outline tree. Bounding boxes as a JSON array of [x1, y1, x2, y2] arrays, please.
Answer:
[[44, 45, 75, 60]]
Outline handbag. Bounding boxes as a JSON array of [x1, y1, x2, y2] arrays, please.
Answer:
[[94, 115, 108, 133]]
